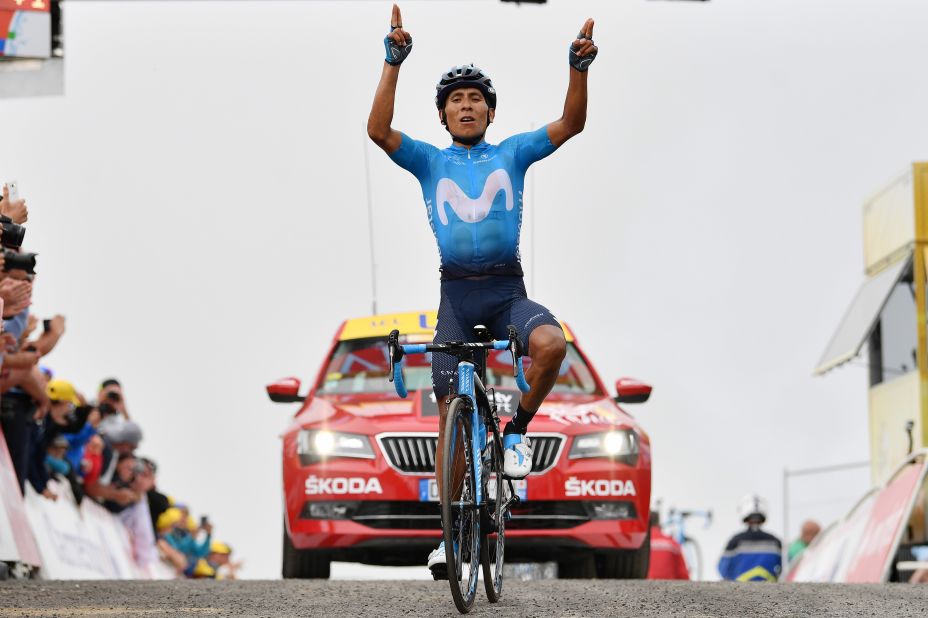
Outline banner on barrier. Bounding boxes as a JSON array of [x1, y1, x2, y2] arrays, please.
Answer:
[[0, 425, 40, 566], [24, 479, 144, 579], [787, 455, 928, 583]]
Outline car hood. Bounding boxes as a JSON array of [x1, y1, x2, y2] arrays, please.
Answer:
[[287, 389, 646, 439]]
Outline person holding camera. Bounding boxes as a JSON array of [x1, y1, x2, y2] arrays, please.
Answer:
[[1, 183, 28, 225], [96, 377, 129, 431], [84, 419, 143, 509], [27, 379, 91, 501]]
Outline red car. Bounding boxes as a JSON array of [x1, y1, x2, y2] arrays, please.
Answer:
[[270, 311, 653, 579]]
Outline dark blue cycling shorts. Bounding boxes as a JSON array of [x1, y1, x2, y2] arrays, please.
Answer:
[[431, 276, 562, 398]]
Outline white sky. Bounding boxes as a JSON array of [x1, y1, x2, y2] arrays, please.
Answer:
[[3, 0, 927, 579]]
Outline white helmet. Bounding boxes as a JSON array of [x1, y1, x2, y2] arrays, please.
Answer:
[[738, 494, 768, 523]]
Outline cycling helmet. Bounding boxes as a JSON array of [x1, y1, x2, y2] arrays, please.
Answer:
[[435, 64, 497, 111], [738, 494, 769, 524]]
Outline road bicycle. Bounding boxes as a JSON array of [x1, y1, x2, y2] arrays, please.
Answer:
[[388, 324, 531, 614], [663, 507, 712, 581]]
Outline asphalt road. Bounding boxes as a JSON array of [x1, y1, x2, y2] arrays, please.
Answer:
[[1, 580, 927, 617]]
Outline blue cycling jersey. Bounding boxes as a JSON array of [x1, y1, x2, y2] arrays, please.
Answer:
[[389, 126, 557, 280]]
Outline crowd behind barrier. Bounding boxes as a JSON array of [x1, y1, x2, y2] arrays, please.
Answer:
[[0, 181, 238, 580]]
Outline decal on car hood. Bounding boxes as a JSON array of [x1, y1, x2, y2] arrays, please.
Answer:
[[418, 389, 628, 426]]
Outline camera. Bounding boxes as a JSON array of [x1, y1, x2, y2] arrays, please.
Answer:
[[105, 391, 122, 404], [3, 250, 36, 274], [0, 216, 25, 249], [98, 402, 117, 417]]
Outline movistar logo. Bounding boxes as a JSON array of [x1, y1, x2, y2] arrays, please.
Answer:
[[435, 169, 513, 226]]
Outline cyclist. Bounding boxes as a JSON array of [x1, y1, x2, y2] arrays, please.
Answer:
[[368, 3, 597, 577]]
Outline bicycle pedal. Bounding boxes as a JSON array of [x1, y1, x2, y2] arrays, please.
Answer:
[[430, 564, 449, 581]]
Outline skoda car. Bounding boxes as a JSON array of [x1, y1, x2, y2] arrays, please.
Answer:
[[270, 311, 653, 579]]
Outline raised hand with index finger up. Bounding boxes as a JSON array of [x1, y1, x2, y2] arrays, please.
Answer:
[[384, 4, 413, 66], [569, 18, 598, 72]]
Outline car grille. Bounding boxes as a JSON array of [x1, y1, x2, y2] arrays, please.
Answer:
[[378, 434, 563, 475], [379, 435, 436, 474]]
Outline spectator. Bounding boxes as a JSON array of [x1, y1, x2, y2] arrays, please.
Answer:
[[156, 507, 212, 577], [1, 182, 29, 223], [81, 434, 105, 483], [44, 434, 83, 504], [63, 404, 101, 473], [100, 452, 140, 514], [647, 511, 690, 580], [0, 182, 235, 578], [0, 273, 40, 492], [788, 520, 821, 564], [191, 541, 238, 580], [96, 378, 129, 434], [84, 419, 143, 509], [206, 541, 237, 579], [139, 458, 170, 533], [718, 494, 782, 582], [156, 507, 190, 574], [28, 378, 92, 501]]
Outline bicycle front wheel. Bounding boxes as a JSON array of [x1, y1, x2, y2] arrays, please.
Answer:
[[441, 396, 480, 614], [481, 426, 505, 602]]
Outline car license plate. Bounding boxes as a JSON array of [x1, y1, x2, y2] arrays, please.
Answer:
[[419, 478, 527, 502]]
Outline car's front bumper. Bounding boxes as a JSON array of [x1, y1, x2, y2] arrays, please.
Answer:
[[283, 432, 651, 563]]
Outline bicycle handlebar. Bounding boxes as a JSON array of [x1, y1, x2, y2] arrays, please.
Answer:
[[387, 327, 531, 398]]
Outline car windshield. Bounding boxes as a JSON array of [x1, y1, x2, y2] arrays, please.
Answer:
[[317, 337, 601, 396]]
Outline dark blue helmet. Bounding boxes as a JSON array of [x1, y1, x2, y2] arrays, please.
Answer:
[[435, 64, 497, 110]]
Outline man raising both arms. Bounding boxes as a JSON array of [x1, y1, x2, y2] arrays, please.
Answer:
[[367, 3, 597, 578]]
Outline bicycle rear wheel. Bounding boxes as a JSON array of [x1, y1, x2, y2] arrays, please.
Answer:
[[441, 397, 480, 614], [481, 428, 505, 602]]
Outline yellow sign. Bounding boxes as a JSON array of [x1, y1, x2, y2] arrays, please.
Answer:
[[339, 310, 574, 343]]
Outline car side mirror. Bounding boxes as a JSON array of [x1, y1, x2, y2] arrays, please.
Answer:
[[615, 377, 652, 404], [266, 377, 305, 403]]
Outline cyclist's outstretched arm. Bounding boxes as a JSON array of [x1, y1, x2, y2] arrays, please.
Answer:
[[547, 18, 598, 148], [368, 4, 412, 154]]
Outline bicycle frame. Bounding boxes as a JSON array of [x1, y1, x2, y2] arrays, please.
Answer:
[[663, 508, 712, 580], [389, 334, 530, 506]]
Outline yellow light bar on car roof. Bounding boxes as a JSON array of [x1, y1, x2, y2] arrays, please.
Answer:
[[340, 311, 438, 341], [338, 310, 574, 342]]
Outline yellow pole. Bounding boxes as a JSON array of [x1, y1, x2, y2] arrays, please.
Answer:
[[912, 163, 928, 450]]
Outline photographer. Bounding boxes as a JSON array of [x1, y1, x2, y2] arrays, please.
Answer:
[[84, 419, 143, 509], [0, 268, 40, 490], [27, 379, 91, 501], [99, 378, 129, 417], [1, 183, 28, 224]]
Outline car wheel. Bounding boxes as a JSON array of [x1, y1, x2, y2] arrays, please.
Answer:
[[282, 526, 331, 579], [557, 554, 596, 579], [596, 527, 651, 579]]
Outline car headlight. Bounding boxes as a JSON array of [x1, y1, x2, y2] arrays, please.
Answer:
[[297, 430, 375, 465], [568, 430, 639, 465]]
